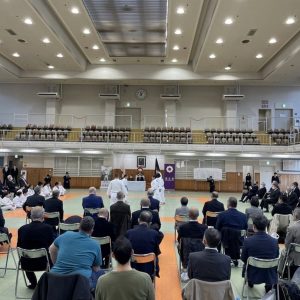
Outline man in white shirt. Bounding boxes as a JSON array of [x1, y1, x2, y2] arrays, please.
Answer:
[[107, 174, 127, 206], [121, 174, 129, 204]]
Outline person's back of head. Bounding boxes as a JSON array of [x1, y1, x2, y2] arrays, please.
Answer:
[[155, 173, 161, 179], [204, 228, 221, 248], [138, 210, 152, 225], [52, 189, 60, 198], [34, 185, 41, 195], [2, 190, 9, 198], [147, 188, 154, 197], [140, 198, 150, 208], [89, 186, 96, 195], [293, 181, 298, 187], [114, 173, 120, 179], [293, 208, 300, 221], [252, 215, 268, 232], [80, 216, 95, 234], [250, 196, 259, 207], [180, 196, 188, 206], [17, 189, 23, 196], [98, 208, 109, 220], [54, 182, 59, 186], [261, 182, 266, 187], [211, 191, 218, 199], [227, 197, 237, 208], [31, 207, 45, 222], [117, 191, 125, 202], [113, 237, 133, 265], [189, 207, 199, 221]]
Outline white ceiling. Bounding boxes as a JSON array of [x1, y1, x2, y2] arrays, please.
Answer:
[[0, 0, 299, 85]]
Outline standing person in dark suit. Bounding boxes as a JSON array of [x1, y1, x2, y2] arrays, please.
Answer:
[[271, 194, 293, 216], [258, 182, 267, 199], [271, 172, 280, 184], [207, 176, 215, 193], [260, 181, 281, 212], [17, 207, 54, 289], [2, 165, 10, 185], [92, 208, 116, 268], [245, 173, 252, 191], [188, 228, 231, 282], [147, 188, 160, 212], [291, 181, 300, 199], [286, 187, 299, 210], [82, 187, 104, 217], [44, 174, 52, 186], [11, 165, 18, 183], [44, 190, 64, 228], [241, 215, 279, 293], [18, 171, 29, 189], [126, 210, 163, 279], [202, 191, 225, 227], [22, 186, 46, 217], [110, 192, 131, 238], [63, 172, 71, 189], [131, 198, 161, 230]]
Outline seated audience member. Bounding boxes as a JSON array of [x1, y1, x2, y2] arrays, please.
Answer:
[[286, 187, 299, 210], [22, 185, 46, 217], [291, 181, 300, 199], [241, 215, 279, 293], [216, 197, 248, 266], [284, 208, 300, 277], [271, 193, 293, 216], [260, 181, 281, 212], [52, 182, 61, 196], [17, 207, 54, 289], [95, 237, 155, 300], [0, 190, 16, 210], [82, 187, 104, 216], [42, 183, 52, 198], [6, 175, 16, 196], [147, 188, 160, 211], [175, 196, 189, 216], [44, 189, 64, 228], [13, 189, 27, 208], [57, 182, 66, 196], [188, 228, 231, 281], [126, 210, 163, 279], [240, 182, 258, 203], [0, 179, 7, 197], [92, 208, 116, 268], [245, 196, 264, 222], [0, 206, 12, 240], [202, 191, 224, 227], [131, 198, 161, 230], [27, 185, 34, 196], [257, 182, 267, 200], [50, 216, 104, 289], [18, 172, 29, 189], [110, 191, 131, 238]]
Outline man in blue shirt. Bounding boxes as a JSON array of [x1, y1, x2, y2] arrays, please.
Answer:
[[49, 216, 104, 288]]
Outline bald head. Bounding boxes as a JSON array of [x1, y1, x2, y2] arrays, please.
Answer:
[[117, 191, 125, 201], [140, 198, 150, 208], [31, 207, 44, 221], [189, 207, 199, 221], [98, 208, 109, 219]]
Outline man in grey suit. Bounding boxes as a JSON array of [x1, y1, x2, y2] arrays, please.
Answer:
[[175, 196, 189, 216], [284, 208, 300, 276], [188, 228, 231, 282], [245, 197, 264, 221]]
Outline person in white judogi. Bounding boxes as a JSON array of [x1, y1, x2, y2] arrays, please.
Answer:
[[107, 174, 127, 206], [42, 183, 52, 198], [0, 191, 16, 210], [53, 182, 66, 196], [13, 189, 26, 208], [151, 172, 165, 204], [121, 174, 129, 204]]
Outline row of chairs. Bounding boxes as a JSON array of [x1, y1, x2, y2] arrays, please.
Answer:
[[0, 124, 13, 130], [267, 128, 291, 135], [84, 125, 131, 132], [144, 126, 191, 133], [206, 132, 258, 139], [25, 124, 72, 131], [204, 128, 254, 134], [144, 135, 192, 144], [15, 132, 66, 141], [81, 134, 129, 143], [207, 137, 260, 145]]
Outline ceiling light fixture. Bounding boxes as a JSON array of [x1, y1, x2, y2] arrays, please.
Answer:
[[240, 153, 261, 158], [173, 45, 179, 51], [42, 38, 50, 44], [175, 152, 195, 156], [209, 53, 216, 59], [256, 53, 263, 59], [56, 53, 64, 58], [48, 65, 54, 69], [206, 153, 226, 157], [285, 17, 296, 25], [71, 7, 80, 14], [52, 149, 72, 154], [268, 37, 277, 44], [176, 7, 185, 14], [83, 28, 91, 35], [0, 149, 10, 153], [12, 52, 20, 57], [82, 150, 102, 154], [174, 28, 182, 35], [171, 58, 178, 63], [99, 58, 106, 62], [21, 148, 40, 153], [224, 65, 231, 70], [92, 44, 99, 50], [215, 38, 224, 44], [23, 18, 33, 25], [224, 17, 233, 25]]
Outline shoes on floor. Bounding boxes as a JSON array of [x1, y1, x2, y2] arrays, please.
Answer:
[[181, 272, 189, 282]]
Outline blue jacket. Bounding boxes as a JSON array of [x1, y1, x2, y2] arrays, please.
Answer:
[[82, 194, 104, 209], [216, 208, 248, 231], [241, 232, 279, 285]]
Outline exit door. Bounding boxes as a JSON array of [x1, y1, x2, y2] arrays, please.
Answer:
[[258, 109, 271, 132], [275, 109, 293, 130]]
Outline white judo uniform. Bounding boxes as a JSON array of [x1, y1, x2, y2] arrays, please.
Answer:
[[107, 178, 127, 206], [151, 174, 165, 204], [0, 196, 16, 210], [121, 178, 129, 204]]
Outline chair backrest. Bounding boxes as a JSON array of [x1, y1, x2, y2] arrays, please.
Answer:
[[17, 247, 48, 260], [44, 212, 60, 219], [59, 222, 80, 233], [132, 253, 156, 264], [247, 257, 279, 269], [0, 233, 9, 243], [175, 215, 189, 223], [206, 211, 220, 218], [276, 214, 292, 231], [92, 236, 111, 246], [84, 208, 100, 215]]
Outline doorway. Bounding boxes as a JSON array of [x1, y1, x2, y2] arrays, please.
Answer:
[[258, 109, 272, 132], [115, 108, 141, 129], [274, 109, 293, 131]]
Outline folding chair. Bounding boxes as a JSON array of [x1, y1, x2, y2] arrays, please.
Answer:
[[15, 247, 50, 299], [0, 233, 17, 277], [204, 211, 220, 226], [282, 243, 300, 280], [58, 222, 80, 235], [174, 215, 189, 241], [242, 257, 279, 300], [44, 211, 60, 231], [83, 207, 100, 217], [91, 236, 112, 271], [132, 253, 156, 287]]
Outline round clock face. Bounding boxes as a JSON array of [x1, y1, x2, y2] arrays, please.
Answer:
[[135, 88, 147, 100]]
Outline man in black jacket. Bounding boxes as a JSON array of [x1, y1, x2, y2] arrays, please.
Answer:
[[147, 189, 160, 212], [287, 187, 299, 210], [202, 191, 224, 227], [260, 182, 281, 212], [22, 186, 46, 217], [258, 183, 267, 199], [44, 190, 64, 228], [271, 194, 293, 216], [17, 207, 54, 289]]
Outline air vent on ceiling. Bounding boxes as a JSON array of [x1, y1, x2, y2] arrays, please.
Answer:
[[247, 29, 257, 36], [6, 29, 17, 36]]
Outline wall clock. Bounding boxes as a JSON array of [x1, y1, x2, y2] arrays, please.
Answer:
[[135, 88, 147, 100]]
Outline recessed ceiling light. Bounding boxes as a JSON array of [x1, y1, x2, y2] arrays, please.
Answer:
[[52, 149, 72, 154], [99, 58, 106, 62], [268, 37, 277, 44], [83, 28, 91, 35], [215, 38, 224, 44], [42, 38, 50, 44], [12, 52, 20, 57], [209, 53, 216, 59], [175, 152, 195, 156], [92, 44, 99, 50], [176, 7, 185, 14], [48, 65, 54, 69], [56, 53, 64, 58], [171, 58, 178, 63], [173, 45, 180, 51], [256, 53, 263, 59], [224, 65, 231, 70], [71, 7, 80, 14], [23, 18, 33, 25], [174, 28, 182, 35], [224, 17, 233, 25], [285, 17, 296, 25]]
